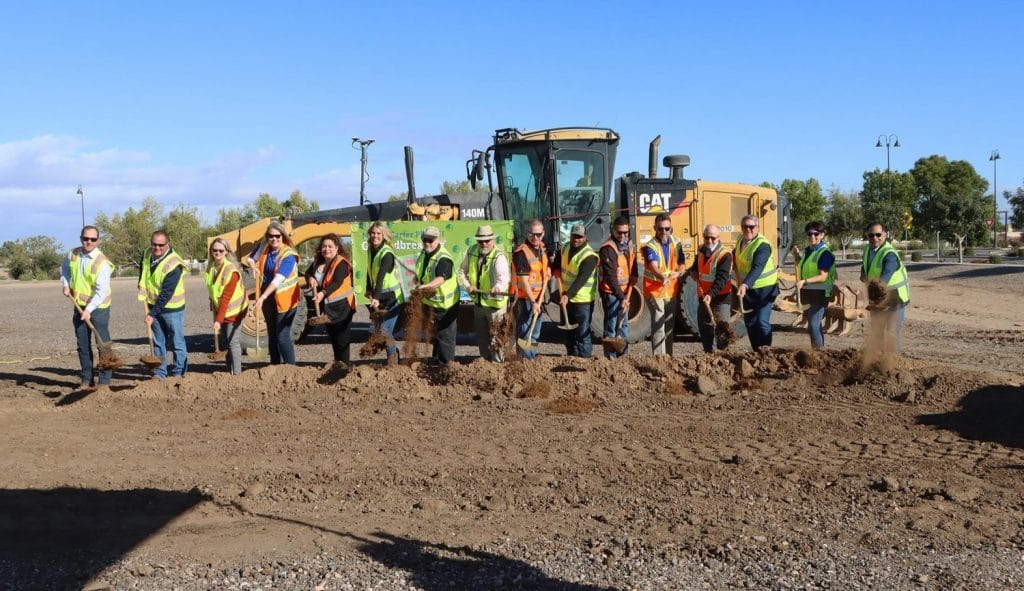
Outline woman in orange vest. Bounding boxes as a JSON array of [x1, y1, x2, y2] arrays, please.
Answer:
[[206, 238, 245, 374], [687, 224, 733, 352], [305, 234, 355, 363], [248, 220, 301, 365]]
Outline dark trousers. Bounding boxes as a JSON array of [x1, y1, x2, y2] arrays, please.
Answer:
[[698, 296, 733, 353], [326, 309, 354, 363], [742, 286, 777, 350], [262, 298, 296, 365], [73, 307, 112, 386], [564, 301, 593, 358], [427, 304, 458, 364]]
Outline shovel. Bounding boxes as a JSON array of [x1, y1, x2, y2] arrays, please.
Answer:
[[516, 289, 545, 352], [140, 302, 165, 369], [308, 294, 330, 326], [558, 300, 579, 331], [69, 296, 123, 370], [249, 274, 269, 362], [207, 326, 228, 362]]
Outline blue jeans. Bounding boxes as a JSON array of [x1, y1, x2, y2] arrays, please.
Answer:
[[564, 301, 593, 358], [600, 293, 629, 358], [262, 298, 296, 365], [371, 301, 403, 359], [742, 298, 774, 350], [73, 307, 112, 386], [806, 301, 826, 349], [151, 307, 188, 377], [515, 299, 544, 360]]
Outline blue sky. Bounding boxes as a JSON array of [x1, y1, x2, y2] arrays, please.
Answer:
[[2, 0, 1021, 245]]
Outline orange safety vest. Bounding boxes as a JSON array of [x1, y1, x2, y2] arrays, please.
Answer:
[[511, 243, 549, 301], [642, 237, 682, 300], [322, 255, 355, 308], [598, 239, 635, 294], [258, 245, 301, 313], [696, 246, 733, 298]]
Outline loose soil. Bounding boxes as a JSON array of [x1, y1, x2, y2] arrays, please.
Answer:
[[1, 262, 1022, 589]]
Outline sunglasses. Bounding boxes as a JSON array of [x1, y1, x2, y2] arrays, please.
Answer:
[[80, 236, 98, 243], [703, 236, 718, 241], [614, 230, 629, 236], [742, 225, 757, 230], [211, 249, 226, 253], [421, 237, 436, 244], [266, 233, 283, 239], [868, 232, 884, 238], [656, 226, 672, 232], [528, 232, 543, 238], [151, 242, 167, 247], [806, 231, 821, 236]]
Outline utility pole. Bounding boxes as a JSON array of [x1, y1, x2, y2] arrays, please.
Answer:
[[352, 137, 375, 206], [989, 150, 1000, 248], [77, 185, 85, 228]]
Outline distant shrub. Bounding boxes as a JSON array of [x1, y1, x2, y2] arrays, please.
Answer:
[[911, 251, 922, 262], [964, 246, 975, 256], [907, 240, 924, 250], [189, 266, 202, 276], [989, 254, 1003, 264]]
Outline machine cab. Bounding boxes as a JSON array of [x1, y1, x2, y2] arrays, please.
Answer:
[[472, 127, 619, 251]]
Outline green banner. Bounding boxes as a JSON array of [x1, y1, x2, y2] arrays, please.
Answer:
[[351, 220, 515, 304]]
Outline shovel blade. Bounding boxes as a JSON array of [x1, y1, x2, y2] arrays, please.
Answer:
[[207, 351, 228, 362], [558, 322, 579, 331], [308, 315, 331, 326], [517, 337, 536, 351]]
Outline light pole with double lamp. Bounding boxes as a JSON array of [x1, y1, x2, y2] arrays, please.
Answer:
[[875, 134, 900, 202], [989, 150, 1000, 247], [352, 137, 375, 206]]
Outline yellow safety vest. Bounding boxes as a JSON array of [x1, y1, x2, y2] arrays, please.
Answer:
[[466, 245, 508, 308], [138, 249, 187, 310], [415, 247, 459, 309], [368, 243, 405, 304], [205, 260, 245, 318], [68, 247, 114, 309], [862, 243, 910, 303], [800, 244, 836, 299], [560, 242, 598, 304], [734, 234, 778, 290]]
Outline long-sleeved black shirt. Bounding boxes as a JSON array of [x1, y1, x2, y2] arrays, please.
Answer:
[[599, 241, 637, 300]]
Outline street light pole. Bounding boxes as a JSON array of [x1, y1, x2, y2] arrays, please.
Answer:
[[875, 134, 901, 202], [77, 185, 85, 228], [989, 150, 1000, 248], [352, 137, 375, 206]]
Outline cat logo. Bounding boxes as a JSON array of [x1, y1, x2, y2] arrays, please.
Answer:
[[637, 192, 671, 214]]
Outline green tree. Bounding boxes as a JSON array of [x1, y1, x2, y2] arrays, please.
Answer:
[[910, 155, 989, 252], [163, 203, 207, 260], [1006, 185, 1024, 229], [860, 169, 917, 236], [210, 206, 253, 235], [95, 197, 164, 269], [780, 178, 826, 226], [282, 189, 320, 215], [824, 187, 863, 261], [0, 235, 64, 280]]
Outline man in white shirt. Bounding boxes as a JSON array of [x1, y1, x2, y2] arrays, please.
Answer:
[[61, 225, 114, 392], [459, 225, 511, 362]]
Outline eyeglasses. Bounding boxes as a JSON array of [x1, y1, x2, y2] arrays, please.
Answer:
[[806, 231, 821, 237], [868, 232, 884, 238], [656, 226, 672, 232], [151, 242, 167, 248], [614, 230, 629, 236], [528, 232, 543, 238], [742, 225, 757, 230], [211, 249, 226, 254], [703, 236, 718, 241], [266, 233, 283, 239], [80, 236, 98, 243]]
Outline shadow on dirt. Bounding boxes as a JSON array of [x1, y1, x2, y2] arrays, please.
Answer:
[[354, 531, 617, 591], [917, 384, 1024, 449], [220, 501, 615, 590], [0, 487, 207, 591]]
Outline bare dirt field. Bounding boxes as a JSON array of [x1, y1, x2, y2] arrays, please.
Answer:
[[1, 263, 1022, 590]]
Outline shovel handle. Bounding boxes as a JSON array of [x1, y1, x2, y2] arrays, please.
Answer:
[[69, 296, 110, 347], [143, 302, 157, 356]]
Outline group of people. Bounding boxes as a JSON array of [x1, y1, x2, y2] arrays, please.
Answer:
[[62, 216, 910, 390]]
